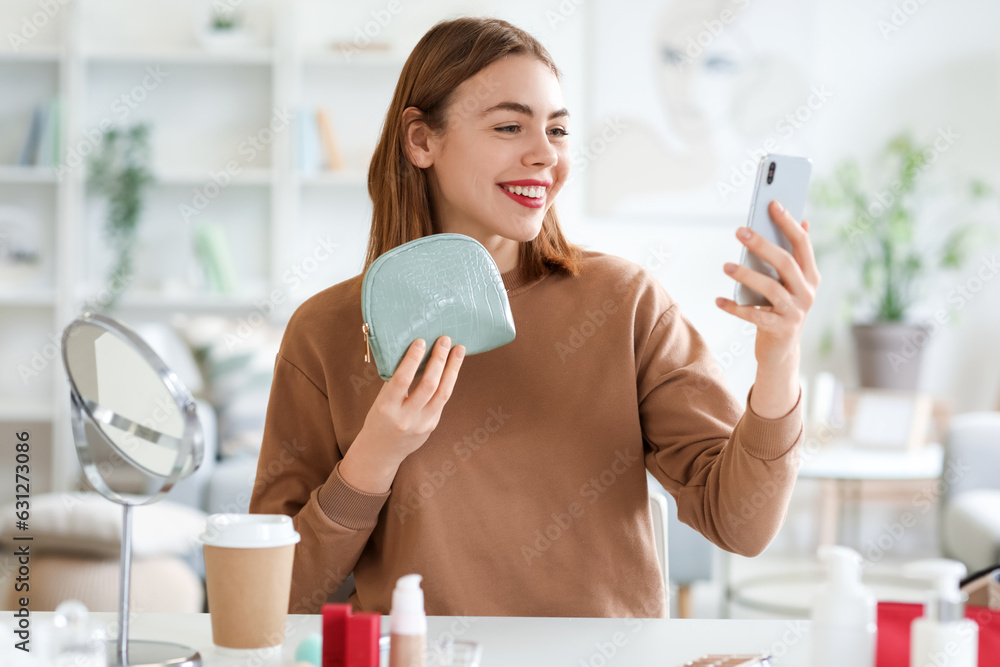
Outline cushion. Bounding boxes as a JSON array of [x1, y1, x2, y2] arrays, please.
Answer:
[[172, 314, 282, 458], [0, 492, 208, 559], [131, 322, 205, 395], [943, 489, 1000, 572], [0, 553, 203, 613]]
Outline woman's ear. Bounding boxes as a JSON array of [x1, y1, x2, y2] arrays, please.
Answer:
[[402, 106, 435, 169]]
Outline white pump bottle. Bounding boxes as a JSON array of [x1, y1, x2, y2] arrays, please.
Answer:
[[905, 559, 978, 667], [390, 574, 427, 667], [809, 545, 877, 667]]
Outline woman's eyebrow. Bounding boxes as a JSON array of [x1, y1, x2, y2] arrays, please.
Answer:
[[481, 101, 570, 119]]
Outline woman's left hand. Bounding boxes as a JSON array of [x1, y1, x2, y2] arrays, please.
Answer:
[[715, 199, 821, 369]]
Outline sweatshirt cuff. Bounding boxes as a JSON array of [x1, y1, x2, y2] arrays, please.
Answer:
[[737, 384, 804, 461], [317, 460, 392, 530]]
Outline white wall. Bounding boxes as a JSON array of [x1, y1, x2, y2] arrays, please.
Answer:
[[358, 0, 1000, 412]]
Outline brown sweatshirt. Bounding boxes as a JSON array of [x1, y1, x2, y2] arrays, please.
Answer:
[[248, 248, 803, 617]]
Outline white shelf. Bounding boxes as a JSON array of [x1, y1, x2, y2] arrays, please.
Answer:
[[297, 170, 368, 187], [0, 165, 59, 183], [0, 48, 62, 63], [83, 47, 275, 65], [88, 291, 272, 312], [0, 400, 54, 422], [151, 167, 275, 186], [0, 0, 402, 495], [301, 49, 406, 68], [0, 288, 56, 307]]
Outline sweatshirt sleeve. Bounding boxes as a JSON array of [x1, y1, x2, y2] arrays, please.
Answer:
[[637, 303, 803, 557], [248, 354, 391, 614]]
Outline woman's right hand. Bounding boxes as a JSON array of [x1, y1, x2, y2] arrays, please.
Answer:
[[338, 335, 465, 493]]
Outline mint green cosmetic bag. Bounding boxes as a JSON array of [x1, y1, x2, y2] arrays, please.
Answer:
[[361, 233, 516, 381]]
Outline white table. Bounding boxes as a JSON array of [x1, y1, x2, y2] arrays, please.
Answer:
[[722, 441, 944, 618], [797, 440, 944, 547], [26, 611, 815, 667]]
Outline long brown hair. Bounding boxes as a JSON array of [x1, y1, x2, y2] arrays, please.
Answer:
[[361, 16, 583, 285]]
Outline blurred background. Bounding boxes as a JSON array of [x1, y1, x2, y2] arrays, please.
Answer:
[[0, 0, 998, 619]]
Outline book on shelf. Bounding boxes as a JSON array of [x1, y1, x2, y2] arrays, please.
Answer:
[[297, 104, 323, 174], [192, 221, 239, 295], [315, 107, 345, 171], [297, 105, 348, 174], [18, 96, 61, 167]]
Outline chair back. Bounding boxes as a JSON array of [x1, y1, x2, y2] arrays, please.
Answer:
[[649, 490, 670, 616]]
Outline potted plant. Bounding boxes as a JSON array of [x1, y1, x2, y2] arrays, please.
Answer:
[[86, 123, 154, 311], [810, 131, 994, 390], [196, 4, 256, 52]]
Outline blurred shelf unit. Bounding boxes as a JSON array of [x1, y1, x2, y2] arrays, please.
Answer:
[[0, 0, 406, 494]]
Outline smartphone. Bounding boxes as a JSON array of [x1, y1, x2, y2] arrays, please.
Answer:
[[734, 154, 812, 306]]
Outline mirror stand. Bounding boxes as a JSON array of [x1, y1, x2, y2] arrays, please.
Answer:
[[68, 352, 202, 667]]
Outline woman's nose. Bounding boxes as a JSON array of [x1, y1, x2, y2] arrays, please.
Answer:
[[523, 129, 558, 168]]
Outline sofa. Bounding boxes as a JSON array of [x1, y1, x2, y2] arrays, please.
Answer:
[[941, 411, 1000, 573]]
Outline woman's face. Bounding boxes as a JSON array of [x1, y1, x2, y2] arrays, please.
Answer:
[[419, 54, 571, 245]]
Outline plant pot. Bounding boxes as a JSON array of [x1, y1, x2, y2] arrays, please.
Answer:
[[197, 28, 257, 52], [851, 322, 930, 391]]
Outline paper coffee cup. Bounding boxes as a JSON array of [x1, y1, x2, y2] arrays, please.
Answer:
[[198, 513, 301, 649]]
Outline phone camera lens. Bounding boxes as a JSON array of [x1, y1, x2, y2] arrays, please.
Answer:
[[767, 162, 776, 185]]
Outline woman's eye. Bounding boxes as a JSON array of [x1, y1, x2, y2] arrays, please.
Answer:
[[496, 125, 519, 133], [548, 127, 570, 137]]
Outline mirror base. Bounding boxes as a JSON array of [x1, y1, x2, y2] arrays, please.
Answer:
[[103, 639, 201, 667]]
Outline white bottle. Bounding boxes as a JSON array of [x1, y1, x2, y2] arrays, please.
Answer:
[[905, 559, 978, 667], [53, 600, 107, 667], [389, 574, 427, 667], [809, 545, 876, 667]]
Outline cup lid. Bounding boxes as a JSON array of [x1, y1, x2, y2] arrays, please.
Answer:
[[198, 513, 301, 548]]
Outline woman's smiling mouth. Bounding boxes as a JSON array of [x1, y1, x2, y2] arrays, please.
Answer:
[[497, 179, 551, 209]]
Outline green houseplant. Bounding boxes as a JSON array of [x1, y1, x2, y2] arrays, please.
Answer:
[[810, 130, 993, 389], [86, 123, 154, 311]]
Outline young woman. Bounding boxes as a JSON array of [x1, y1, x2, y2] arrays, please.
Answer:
[[249, 16, 820, 618]]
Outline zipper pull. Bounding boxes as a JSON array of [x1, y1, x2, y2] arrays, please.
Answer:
[[362, 322, 372, 363]]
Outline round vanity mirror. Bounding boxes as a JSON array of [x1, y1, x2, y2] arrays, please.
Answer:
[[61, 311, 203, 667]]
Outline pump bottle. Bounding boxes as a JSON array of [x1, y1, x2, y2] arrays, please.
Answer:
[[905, 559, 978, 667], [809, 545, 876, 667], [389, 574, 426, 667]]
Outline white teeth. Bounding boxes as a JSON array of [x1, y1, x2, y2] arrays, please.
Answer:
[[502, 184, 545, 198]]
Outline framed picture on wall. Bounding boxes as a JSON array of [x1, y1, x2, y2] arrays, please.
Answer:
[[848, 390, 934, 451], [583, 0, 821, 221]]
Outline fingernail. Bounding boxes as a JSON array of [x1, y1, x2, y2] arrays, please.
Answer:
[[455, 346, 465, 359], [415, 339, 426, 349], [737, 227, 752, 240], [440, 336, 451, 347], [774, 200, 785, 213], [724, 262, 737, 274]]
